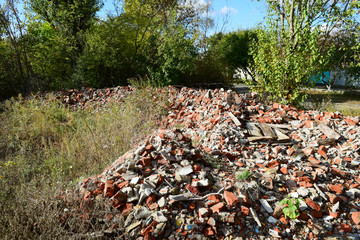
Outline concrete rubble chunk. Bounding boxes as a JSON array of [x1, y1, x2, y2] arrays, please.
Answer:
[[318, 124, 341, 140], [151, 211, 168, 223], [250, 207, 262, 227], [260, 199, 273, 213]]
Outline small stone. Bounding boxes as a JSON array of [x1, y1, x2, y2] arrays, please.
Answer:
[[151, 211, 168, 223], [297, 187, 309, 197], [159, 186, 169, 195], [250, 207, 261, 227], [198, 179, 210, 187], [130, 177, 140, 186], [134, 207, 152, 220], [125, 221, 141, 233], [104, 180, 115, 197], [268, 216, 278, 223], [331, 201, 340, 213], [346, 188, 360, 199], [199, 208, 211, 218], [323, 215, 334, 222], [260, 199, 273, 213], [207, 217, 216, 227], [289, 192, 299, 198], [157, 197, 167, 208], [203, 226, 214, 237], [299, 199, 308, 211]]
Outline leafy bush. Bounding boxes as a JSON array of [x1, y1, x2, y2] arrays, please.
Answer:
[[249, 27, 319, 104]]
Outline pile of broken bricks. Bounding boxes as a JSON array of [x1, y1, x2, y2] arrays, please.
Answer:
[[25, 86, 134, 110], [61, 86, 360, 239]]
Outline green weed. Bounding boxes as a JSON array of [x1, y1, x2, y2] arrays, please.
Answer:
[[280, 197, 303, 220]]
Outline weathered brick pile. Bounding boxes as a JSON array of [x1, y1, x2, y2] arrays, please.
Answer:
[[67, 87, 360, 239], [27, 86, 134, 110]]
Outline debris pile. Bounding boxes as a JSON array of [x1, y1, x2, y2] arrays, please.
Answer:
[[67, 87, 360, 239], [27, 86, 134, 110]]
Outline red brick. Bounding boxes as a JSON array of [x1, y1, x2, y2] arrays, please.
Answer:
[[338, 223, 352, 233], [287, 148, 295, 156], [116, 181, 129, 189], [120, 203, 133, 216], [142, 156, 152, 167], [329, 210, 341, 219], [303, 148, 314, 156], [293, 171, 304, 177], [310, 210, 323, 218], [331, 167, 346, 178], [318, 145, 328, 159], [203, 226, 214, 237], [210, 202, 225, 213], [305, 198, 320, 211], [104, 180, 115, 197], [279, 215, 289, 224], [351, 212, 360, 225], [193, 164, 202, 172], [327, 193, 341, 204], [329, 184, 344, 194], [306, 120, 314, 128], [298, 212, 309, 221], [241, 206, 249, 216], [224, 191, 239, 207], [346, 118, 358, 126], [280, 167, 288, 174]]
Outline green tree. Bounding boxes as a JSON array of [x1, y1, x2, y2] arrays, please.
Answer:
[[209, 29, 257, 81], [27, 0, 103, 88], [0, 0, 34, 96], [250, 0, 360, 104]]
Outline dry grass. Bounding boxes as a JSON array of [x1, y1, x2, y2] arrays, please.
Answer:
[[0, 88, 168, 239], [302, 89, 360, 116]]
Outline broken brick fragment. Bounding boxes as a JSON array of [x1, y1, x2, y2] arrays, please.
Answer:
[[223, 191, 239, 207], [104, 180, 115, 197]]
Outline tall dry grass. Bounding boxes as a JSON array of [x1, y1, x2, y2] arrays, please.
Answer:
[[0, 88, 167, 239]]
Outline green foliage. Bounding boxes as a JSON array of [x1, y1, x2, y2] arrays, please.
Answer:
[[146, 20, 198, 86], [249, 26, 319, 104], [209, 29, 257, 80], [250, 0, 360, 105], [74, 15, 138, 88], [280, 197, 302, 220], [236, 169, 252, 180]]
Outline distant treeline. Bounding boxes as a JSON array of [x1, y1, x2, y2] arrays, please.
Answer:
[[0, 0, 256, 101]]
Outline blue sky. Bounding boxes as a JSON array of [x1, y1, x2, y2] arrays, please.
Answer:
[[99, 0, 267, 32], [210, 0, 267, 31]]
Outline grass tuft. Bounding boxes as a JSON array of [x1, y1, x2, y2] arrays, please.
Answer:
[[0, 88, 167, 238]]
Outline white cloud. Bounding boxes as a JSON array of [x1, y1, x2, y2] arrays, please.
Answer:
[[220, 6, 239, 15]]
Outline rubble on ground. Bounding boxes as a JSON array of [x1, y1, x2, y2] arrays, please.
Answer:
[[26, 86, 134, 110], [61, 86, 360, 239]]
